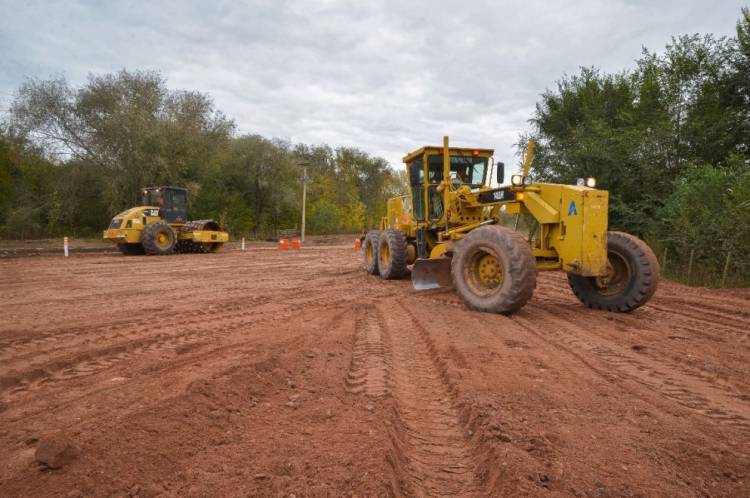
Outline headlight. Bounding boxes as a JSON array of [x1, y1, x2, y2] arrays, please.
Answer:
[[523, 176, 532, 185], [585, 177, 596, 188], [511, 174, 523, 186], [576, 178, 585, 187]]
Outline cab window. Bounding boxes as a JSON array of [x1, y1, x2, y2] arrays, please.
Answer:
[[426, 154, 487, 188], [408, 158, 425, 221], [171, 190, 187, 212]]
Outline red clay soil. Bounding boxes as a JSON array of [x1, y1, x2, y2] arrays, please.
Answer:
[[0, 245, 749, 497]]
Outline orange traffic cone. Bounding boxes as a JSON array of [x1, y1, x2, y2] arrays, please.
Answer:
[[354, 238, 362, 250], [291, 238, 301, 250], [279, 239, 289, 250]]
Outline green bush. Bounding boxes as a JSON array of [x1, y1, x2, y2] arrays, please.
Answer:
[[651, 155, 750, 286]]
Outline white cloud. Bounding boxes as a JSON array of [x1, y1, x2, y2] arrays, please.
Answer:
[[0, 0, 745, 171]]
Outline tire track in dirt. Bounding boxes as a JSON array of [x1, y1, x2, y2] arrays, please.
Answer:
[[418, 279, 750, 408], [647, 304, 750, 343], [1, 329, 269, 426], [1, 290, 357, 400], [0, 269, 362, 352], [417, 287, 750, 428], [513, 306, 750, 430], [345, 305, 390, 397], [656, 285, 750, 307], [634, 307, 748, 349], [0, 255, 361, 335], [2, 303, 357, 430], [550, 305, 750, 396], [0, 295, 273, 363], [655, 295, 750, 319], [0, 267, 373, 371], [381, 300, 482, 497], [531, 271, 750, 339]]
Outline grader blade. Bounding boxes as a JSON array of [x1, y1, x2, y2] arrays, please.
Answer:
[[411, 258, 453, 290]]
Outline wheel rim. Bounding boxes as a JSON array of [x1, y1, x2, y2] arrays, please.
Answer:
[[594, 250, 631, 296], [366, 243, 374, 266], [465, 247, 504, 295], [156, 230, 172, 249], [379, 241, 390, 270]]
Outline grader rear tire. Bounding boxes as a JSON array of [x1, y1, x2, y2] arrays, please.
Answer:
[[451, 225, 536, 314], [363, 230, 381, 275], [378, 229, 408, 280], [567, 231, 659, 312], [141, 222, 176, 255]]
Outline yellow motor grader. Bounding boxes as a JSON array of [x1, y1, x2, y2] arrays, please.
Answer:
[[363, 137, 659, 314], [103, 186, 228, 255]]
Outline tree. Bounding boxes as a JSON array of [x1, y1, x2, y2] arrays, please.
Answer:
[[11, 69, 234, 217], [0, 129, 57, 238], [520, 67, 670, 234], [655, 156, 750, 278], [3, 69, 409, 241], [521, 8, 750, 284], [196, 135, 301, 238]]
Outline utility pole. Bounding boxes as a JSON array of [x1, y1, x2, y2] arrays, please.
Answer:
[[300, 162, 309, 242]]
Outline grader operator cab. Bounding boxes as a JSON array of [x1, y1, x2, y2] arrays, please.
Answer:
[[363, 137, 659, 314], [103, 186, 229, 255]]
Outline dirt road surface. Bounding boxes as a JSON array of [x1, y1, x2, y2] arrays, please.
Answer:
[[1, 243, 749, 497]]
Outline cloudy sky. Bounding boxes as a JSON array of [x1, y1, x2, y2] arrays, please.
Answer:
[[0, 0, 746, 170]]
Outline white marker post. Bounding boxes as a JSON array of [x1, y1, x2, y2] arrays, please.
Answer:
[[241, 237, 246, 251], [63, 237, 69, 257]]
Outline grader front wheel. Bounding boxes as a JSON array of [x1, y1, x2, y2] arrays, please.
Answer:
[[451, 225, 537, 314], [567, 231, 660, 312]]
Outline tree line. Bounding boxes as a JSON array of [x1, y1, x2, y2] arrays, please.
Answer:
[[2, 8, 748, 286], [521, 8, 750, 285], [0, 70, 403, 240]]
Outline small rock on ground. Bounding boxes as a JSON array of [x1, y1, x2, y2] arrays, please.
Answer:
[[35, 436, 80, 469]]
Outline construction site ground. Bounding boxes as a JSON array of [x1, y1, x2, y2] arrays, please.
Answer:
[[1, 240, 749, 497]]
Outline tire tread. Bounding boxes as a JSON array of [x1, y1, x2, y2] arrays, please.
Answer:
[[379, 229, 408, 279], [451, 225, 537, 314], [141, 222, 176, 256], [363, 230, 381, 275], [568, 231, 659, 312]]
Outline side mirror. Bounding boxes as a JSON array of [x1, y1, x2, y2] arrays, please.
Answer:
[[496, 162, 505, 184]]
